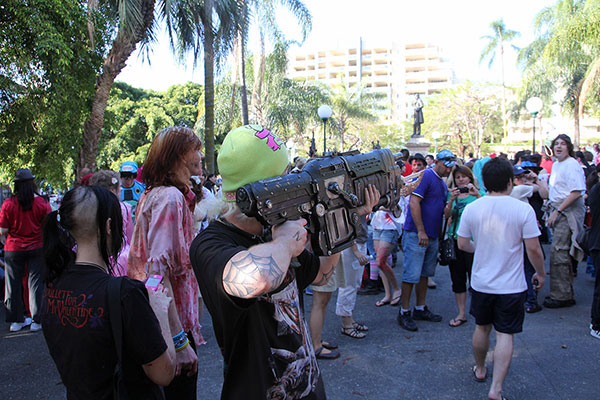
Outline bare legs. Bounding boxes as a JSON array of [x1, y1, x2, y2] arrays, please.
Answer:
[[400, 276, 428, 310], [310, 291, 334, 355], [452, 292, 467, 322], [374, 240, 401, 306], [472, 324, 513, 400]]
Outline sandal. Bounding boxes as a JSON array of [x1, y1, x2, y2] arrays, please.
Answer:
[[341, 326, 367, 339], [448, 318, 467, 327], [472, 365, 487, 382], [352, 322, 369, 332], [321, 340, 338, 350], [375, 298, 390, 307], [389, 296, 401, 306]]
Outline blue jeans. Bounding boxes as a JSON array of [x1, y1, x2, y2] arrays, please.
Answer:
[[401, 230, 438, 284]]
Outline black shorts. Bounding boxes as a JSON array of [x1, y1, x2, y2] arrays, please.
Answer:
[[469, 289, 527, 334]]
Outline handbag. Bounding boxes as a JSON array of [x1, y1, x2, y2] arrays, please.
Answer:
[[439, 205, 458, 266], [108, 277, 130, 400]]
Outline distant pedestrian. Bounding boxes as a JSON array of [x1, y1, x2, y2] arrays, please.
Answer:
[[0, 168, 51, 332], [397, 150, 456, 332], [457, 157, 545, 400], [544, 134, 586, 309]]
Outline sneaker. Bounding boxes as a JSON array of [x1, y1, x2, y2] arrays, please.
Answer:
[[30, 322, 42, 332], [9, 317, 32, 332], [413, 306, 442, 322], [397, 311, 418, 331], [591, 328, 600, 340]]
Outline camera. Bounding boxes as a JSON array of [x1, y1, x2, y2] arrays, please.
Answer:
[[458, 187, 469, 193]]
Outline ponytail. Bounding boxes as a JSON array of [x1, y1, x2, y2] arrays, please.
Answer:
[[43, 210, 76, 284]]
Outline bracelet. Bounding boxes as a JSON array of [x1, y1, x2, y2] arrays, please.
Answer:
[[172, 329, 186, 344], [175, 337, 190, 352], [174, 334, 188, 348]]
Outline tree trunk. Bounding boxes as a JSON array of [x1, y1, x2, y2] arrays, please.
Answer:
[[251, 31, 265, 125], [240, 37, 249, 125], [579, 56, 600, 122], [203, 0, 216, 173], [572, 78, 584, 148], [500, 43, 508, 139], [77, 0, 155, 181]]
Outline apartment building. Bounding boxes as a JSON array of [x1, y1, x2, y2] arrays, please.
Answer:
[[287, 38, 455, 125]]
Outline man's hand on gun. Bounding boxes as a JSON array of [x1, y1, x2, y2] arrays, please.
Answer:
[[357, 185, 381, 216], [272, 218, 309, 258]]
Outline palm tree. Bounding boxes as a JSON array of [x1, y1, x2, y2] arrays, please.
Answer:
[[480, 19, 520, 139], [245, 0, 312, 124], [328, 79, 385, 152], [519, 0, 596, 146], [78, 0, 156, 178]]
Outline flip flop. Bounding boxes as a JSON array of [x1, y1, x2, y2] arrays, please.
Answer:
[[449, 318, 467, 327], [315, 347, 340, 360], [321, 340, 338, 350], [389, 296, 401, 306], [472, 365, 487, 382], [375, 299, 390, 307]]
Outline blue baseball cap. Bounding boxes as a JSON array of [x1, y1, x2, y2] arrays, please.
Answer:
[[120, 161, 138, 174], [519, 161, 538, 168], [436, 149, 456, 167], [513, 165, 530, 176]]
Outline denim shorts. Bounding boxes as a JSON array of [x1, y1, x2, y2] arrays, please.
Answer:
[[401, 230, 438, 284], [373, 228, 399, 244]]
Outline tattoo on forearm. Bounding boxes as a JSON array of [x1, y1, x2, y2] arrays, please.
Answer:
[[223, 252, 285, 298]]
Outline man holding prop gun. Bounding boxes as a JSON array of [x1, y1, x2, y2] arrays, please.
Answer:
[[190, 125, 406, 399]]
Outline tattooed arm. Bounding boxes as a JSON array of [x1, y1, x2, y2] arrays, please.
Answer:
[[222, 219, 308, 299]]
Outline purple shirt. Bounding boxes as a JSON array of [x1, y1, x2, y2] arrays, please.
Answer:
[[404, 168, 448, 239]]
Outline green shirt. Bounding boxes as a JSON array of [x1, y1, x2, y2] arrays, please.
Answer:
[[446, 194, 479, 239]]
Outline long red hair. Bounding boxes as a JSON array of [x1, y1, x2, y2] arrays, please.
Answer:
[[142, 126, 202, 192]]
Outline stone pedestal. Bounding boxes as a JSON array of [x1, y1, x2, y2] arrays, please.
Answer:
[[404, 135, 431, 156]]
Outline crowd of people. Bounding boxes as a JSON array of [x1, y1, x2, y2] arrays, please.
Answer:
[[0, 126, 599, 400]]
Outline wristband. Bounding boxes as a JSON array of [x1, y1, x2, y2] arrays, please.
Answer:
[[174, 334, 188, 348], [172, 329, 186, 344], [175, 337, 190, 352]]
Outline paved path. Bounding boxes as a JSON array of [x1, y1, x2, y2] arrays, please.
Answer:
[[1, 246, 598, 399]]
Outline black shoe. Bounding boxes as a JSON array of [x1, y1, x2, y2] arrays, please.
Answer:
[[412, 306, 442, 322], [543, 298, 576, 309], [397, 311, 418, 331], [357, 280, 379, 296]]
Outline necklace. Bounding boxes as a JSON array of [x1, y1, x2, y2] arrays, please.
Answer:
[[76, 262, 108, 273]]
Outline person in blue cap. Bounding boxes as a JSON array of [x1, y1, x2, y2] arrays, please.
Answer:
[[397, 149, 456, 332], [120, 161, 145, 221]]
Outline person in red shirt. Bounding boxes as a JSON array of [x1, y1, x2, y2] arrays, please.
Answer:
[[0, 168, 52, 332]]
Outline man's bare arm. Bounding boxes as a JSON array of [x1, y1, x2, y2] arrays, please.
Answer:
[[457, 235, 475, 253], [222, 219, 308, 299]]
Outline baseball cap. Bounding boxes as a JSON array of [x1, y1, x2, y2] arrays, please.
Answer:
[[120, 161, 138, 174], [436, 150, 456, 167], [218, 124, 289, 202], [513, 165, 530, 176]]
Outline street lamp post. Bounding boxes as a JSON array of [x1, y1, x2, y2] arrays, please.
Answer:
[[432, 131, 441, 154], [317, 105, 332, 154], [526, 97, 543, 154]]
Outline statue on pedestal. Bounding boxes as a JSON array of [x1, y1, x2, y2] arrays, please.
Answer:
[[412, 94, 424, 137]]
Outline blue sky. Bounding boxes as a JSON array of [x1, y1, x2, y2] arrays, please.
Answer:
[[118, 0, 555, 91]]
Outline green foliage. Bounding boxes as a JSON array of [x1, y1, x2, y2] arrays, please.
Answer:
[[422, 83, 503, 158], [97, 81, 204, 171], [0, 0, 110, 187]]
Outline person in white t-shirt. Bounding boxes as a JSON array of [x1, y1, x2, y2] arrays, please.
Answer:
[[544, 134, 586, 308], [458, 158, 545, 400]]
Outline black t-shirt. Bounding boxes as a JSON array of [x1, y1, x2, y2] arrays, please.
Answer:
[[589, 182, 600, 251], [42, 264, 167, 400], [190, 220, 325, 400]]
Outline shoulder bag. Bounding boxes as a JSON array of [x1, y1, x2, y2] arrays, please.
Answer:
[[439, 204, 458, 266]]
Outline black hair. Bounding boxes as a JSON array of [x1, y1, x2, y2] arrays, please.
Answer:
[[528, 153, 542, 166], [400, 149, 409, 160], [482, 158, 514, 193], [43, 186, 123, 284], [513, 150, 531, 165], [13, 180, 38, 210], [575, 151, 591, 169], [586, 170, 598, 192], [551, 134, 575, 158]]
